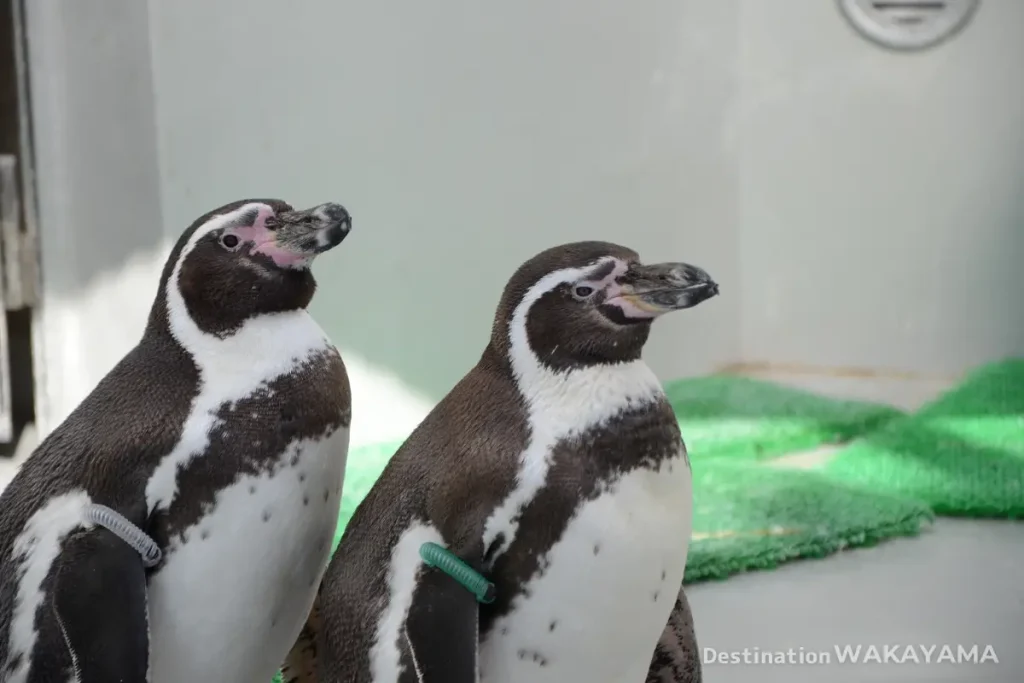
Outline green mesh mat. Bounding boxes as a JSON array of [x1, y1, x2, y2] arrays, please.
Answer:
[[821, 358, 1024, 518], [665, 375, 903, 462], [685, 460, 932, 583]]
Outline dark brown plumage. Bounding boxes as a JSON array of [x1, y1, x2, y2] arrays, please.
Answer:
[[0, 197, 353, 683], [286, 240, 710, 683]]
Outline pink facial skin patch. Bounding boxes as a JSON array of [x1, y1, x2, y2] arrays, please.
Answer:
[[228, 205, 312, 270], [593, 260, 664, 320], [604, 294, 663, 320]]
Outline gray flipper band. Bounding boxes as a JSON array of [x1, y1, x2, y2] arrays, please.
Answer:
[[83, 504, 163, 568]]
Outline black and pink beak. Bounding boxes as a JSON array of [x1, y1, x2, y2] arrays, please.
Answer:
[[606, 262, 719, 319], [237, 202, 352, 269], [267, 203, 352, 256]]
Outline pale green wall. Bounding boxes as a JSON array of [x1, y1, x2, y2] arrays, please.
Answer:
[[26, 0, 1022, 443], [736, 0, 1024, 374], [144, 0, 742, 445]]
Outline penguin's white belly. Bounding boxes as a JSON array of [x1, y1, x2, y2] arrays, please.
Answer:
[[147, 427, 348, 683], [482, 454, 692, 683]]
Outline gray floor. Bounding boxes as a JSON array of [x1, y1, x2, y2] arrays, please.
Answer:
[[689, 518, 1024, 682], [690, 370, 1024, 683], [2, 372, 1022, 682]]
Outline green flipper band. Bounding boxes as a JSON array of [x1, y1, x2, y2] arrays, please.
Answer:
[[419, 542, 496, 604]]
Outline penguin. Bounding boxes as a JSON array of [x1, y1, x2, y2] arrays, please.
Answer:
[[0, 198, 354, 683], [283, 241, 717, 683]]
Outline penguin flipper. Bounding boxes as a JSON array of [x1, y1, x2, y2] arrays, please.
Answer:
[[402, 560, 480, 683], [646, 584, 702, 683], [51, 526, 150, 682]]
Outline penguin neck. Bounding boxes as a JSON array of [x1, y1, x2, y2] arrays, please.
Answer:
[[143, 273, 329, 389], [503, 328, 664, 431], [143, 289, 178, 342]]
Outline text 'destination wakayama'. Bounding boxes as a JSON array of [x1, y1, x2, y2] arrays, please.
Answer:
[[704, 644, 1000, 666]]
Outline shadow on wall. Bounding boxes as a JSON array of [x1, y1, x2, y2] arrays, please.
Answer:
[[25, 0, 170, 433], [26, 0, 167, 297]]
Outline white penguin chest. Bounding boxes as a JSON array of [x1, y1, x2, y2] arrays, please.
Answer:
[[146, 425, 348, 683], [140, 309, 350, 683], [481, 452, 693, 683]]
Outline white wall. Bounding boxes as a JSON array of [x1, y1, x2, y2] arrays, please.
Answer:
[[24, 0, 1022, 441], [26, 0, 167, 435], [735, 0, 1024, 376]]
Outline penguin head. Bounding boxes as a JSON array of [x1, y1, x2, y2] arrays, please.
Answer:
[[153, 198, 352, 337], [492, 241, 718, 370]]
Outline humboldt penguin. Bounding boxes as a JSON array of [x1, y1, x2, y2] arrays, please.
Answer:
[[285, 240, 715, 683], [0, 198, 353, 683]]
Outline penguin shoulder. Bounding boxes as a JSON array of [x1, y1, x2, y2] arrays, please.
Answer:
[[361, 361, 527, 548], [13, 339, 197, 501]]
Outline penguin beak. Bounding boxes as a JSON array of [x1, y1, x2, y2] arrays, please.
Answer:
[[229, 202, 352, 270], [607, 262, 719, 317], [265, 203, 352, 258]]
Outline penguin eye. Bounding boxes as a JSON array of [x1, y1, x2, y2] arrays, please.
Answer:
[[572, 284, 595, 300], [220, 233, 240, 250]]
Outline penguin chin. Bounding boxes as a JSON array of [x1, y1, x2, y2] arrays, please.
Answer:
[[251, 242, 315, 271], [246, 251, 314, 278], [597, 302, 656, 327]]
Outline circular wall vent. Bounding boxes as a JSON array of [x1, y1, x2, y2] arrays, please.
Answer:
[[838, 0, 981, 51]]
